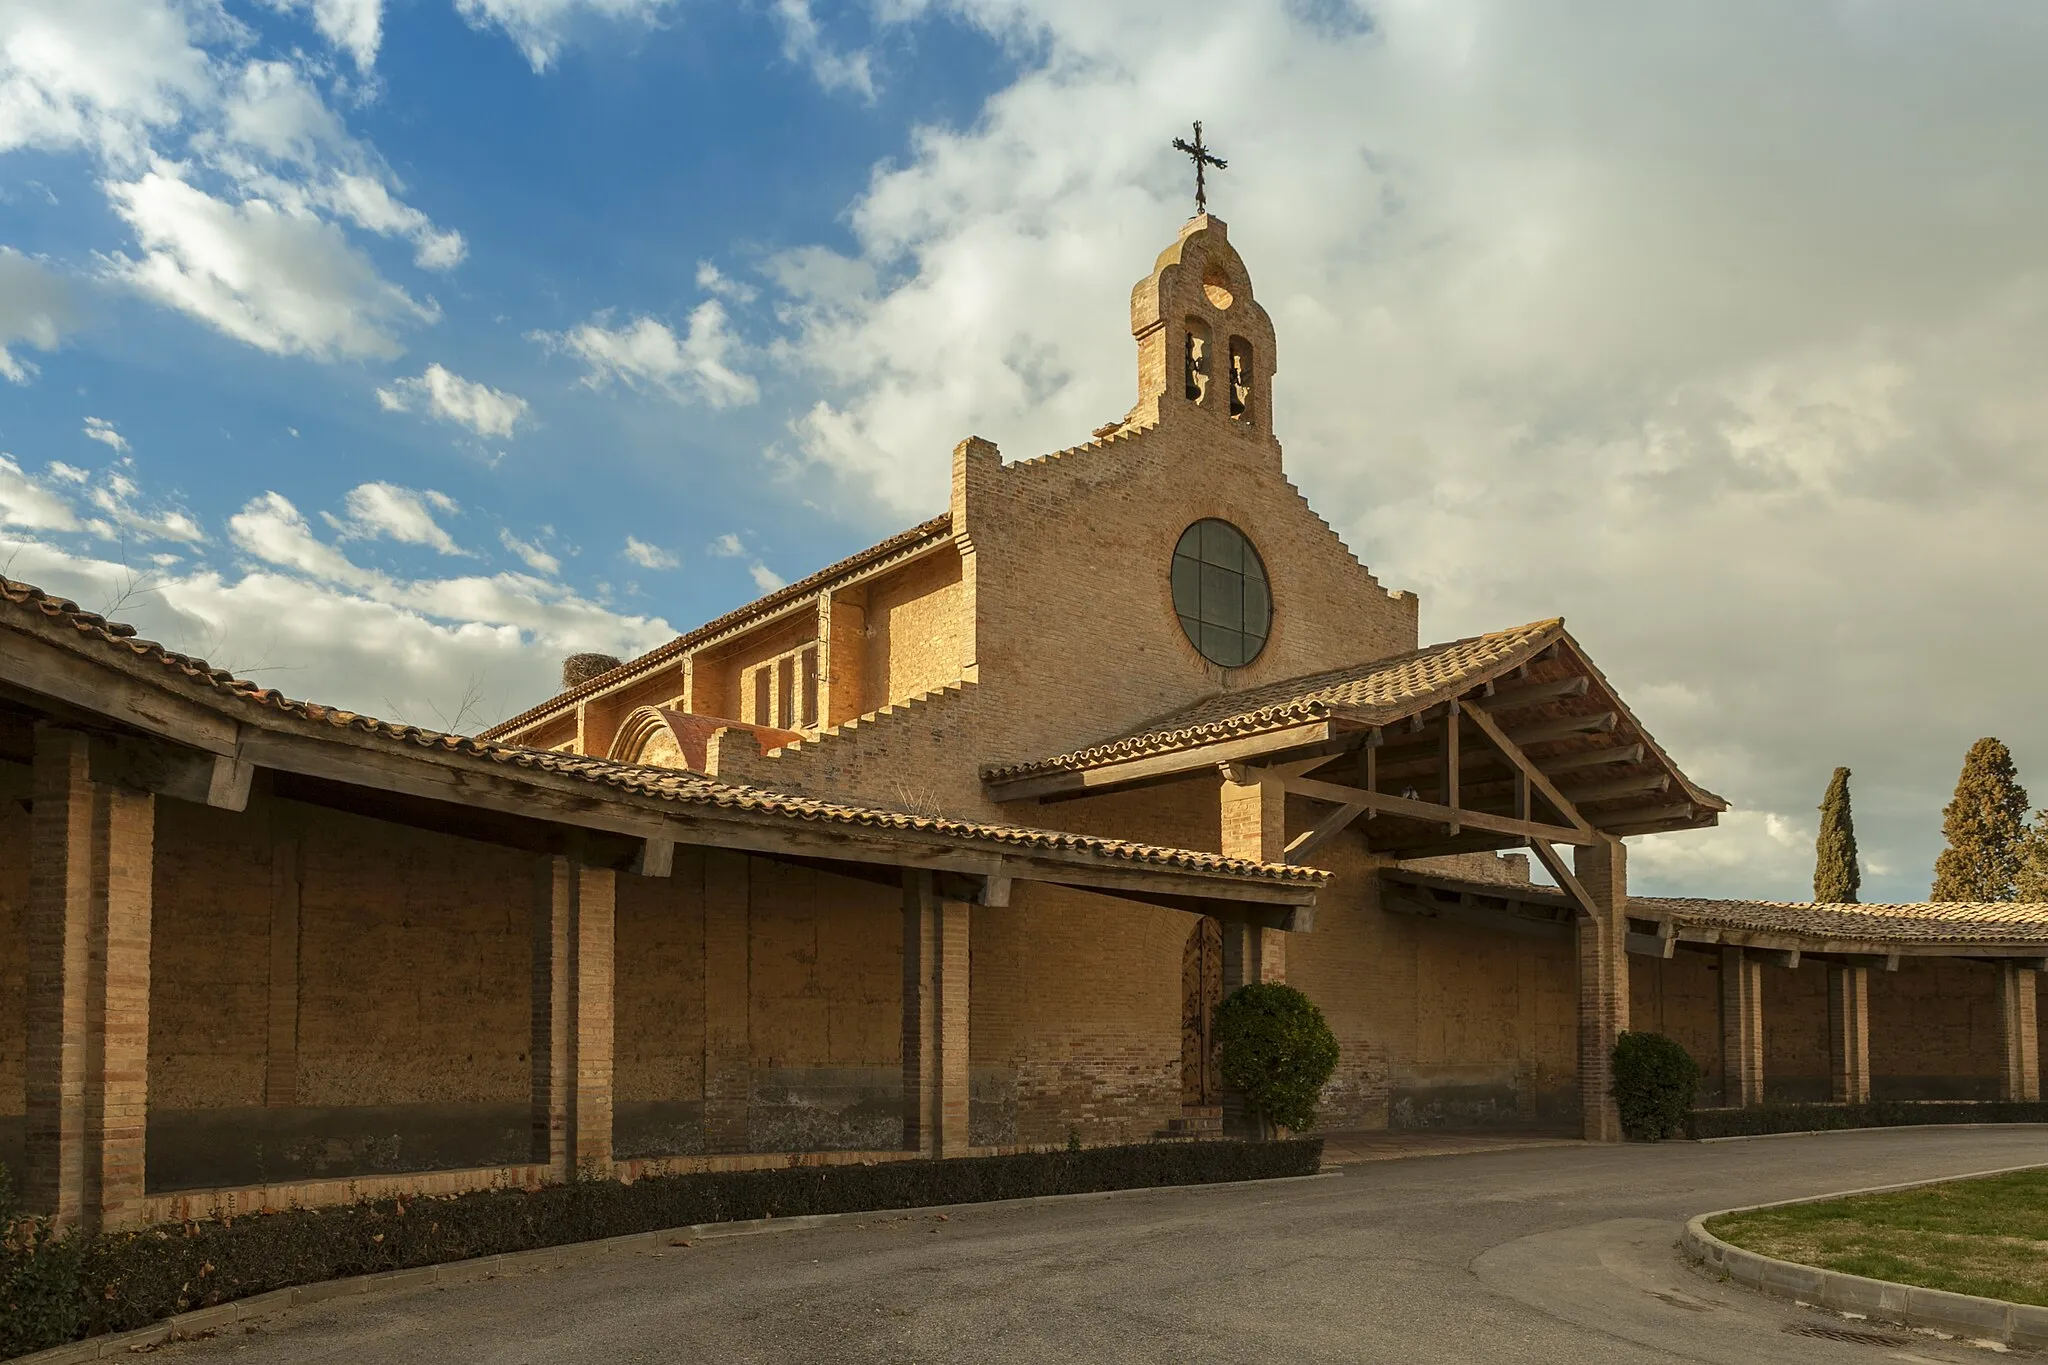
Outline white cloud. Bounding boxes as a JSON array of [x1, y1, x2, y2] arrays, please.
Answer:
[[538, 302, 759, 409], [45, 461, 88, 484], [499, 526, 560, 576], [0, 454, 80, 530], [748, 562, 784, 592], [695, 261, 756, 304], [452, 0, 679, 73], [332, 482, 465, 555], [376, 363, 529, 438], [83, 416, 130, 452], [0, 248, 74, 382], [622, 535, 677, 570], [707, 532, 744, 557], [763, 0, 2048, 901], [103, 164, 437, 360], [770, 0, 875, 101], [276, 0, 383, 72], [0, 0, 220, 168], [4, 520, 672, 735]]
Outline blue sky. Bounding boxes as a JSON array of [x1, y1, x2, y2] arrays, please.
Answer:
[[5, 1, 2048, 901]]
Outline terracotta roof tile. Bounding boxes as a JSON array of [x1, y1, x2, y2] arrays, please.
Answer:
[[0, 574, 1322, 888], [1632, 897, 2048, 944], [982, 620, 1565, 782]]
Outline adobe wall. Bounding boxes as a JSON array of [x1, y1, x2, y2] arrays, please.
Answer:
[[1762, 962, 1831, 1102], [614, 851, 707, 1157], [146, 793, 539, 1192], [1282, 841, 1579, 1133], [1871, 958, 2004, 1099], [969, 880, 1188, 1146], [0, 764, 27, 1179], [1629, 952, 1724, 1101]]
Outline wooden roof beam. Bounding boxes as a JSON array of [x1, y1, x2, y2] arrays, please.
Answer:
[[1265, 769, 1598, 848]]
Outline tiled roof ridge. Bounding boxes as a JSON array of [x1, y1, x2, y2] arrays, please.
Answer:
[[980, 618, 1565, 782], [1636, 896, 2048, 919], [2, 573, 1320, 887], [479, 513, 955, 740]]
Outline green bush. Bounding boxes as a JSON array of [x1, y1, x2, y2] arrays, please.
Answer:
[[0, 1139, 1321, 1360], [1687, 1099, 2048, 1140], [1610, 1031, 1700, 1140], [1215, 983, 1340, 1134]]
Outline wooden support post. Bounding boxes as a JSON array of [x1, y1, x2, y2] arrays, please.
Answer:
[[1827, 963, 1871, 1104], [1720, 946, 1764, 1108], [1572, 837, 1628, 1143], [901, 871, 970, 1157], [531, 855, 615, 1179], [1443, 701, 1461, 836], [1996, 963, 2041, 1102], [26, 726, 155, 1230]]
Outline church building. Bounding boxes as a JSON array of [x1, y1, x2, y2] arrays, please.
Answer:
[[3, 213, 2043, 1232]]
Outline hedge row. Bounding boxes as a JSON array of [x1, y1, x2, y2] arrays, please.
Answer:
[[1686, 1100, 2048, 1140], [2, 1139, 1321, 1359]]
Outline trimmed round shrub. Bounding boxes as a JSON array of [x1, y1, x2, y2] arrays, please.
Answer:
[[1611, 1031, 1701, 1141], [1214, 983, 1340, 1135]]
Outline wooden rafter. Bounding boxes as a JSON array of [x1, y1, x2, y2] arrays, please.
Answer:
[[1460, 703, 1592, 837], [1277, 771, 1597, 848], [1529, 837, 1599, 918]]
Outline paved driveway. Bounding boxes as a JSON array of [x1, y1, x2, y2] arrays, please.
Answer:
[[166, 1127, 2048, 1364]]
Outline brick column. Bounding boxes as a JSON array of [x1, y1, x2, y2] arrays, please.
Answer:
[[1827, 964, 1871, 1104], [26, 726, 155, 1229], [531, 856, 615, 1179], [1996, 963, 2041, 1102], [1719, 947, 1764, 1108], [1572, 836, 1628, 1143], [902, 872, 970, 1157], [1219, 773, 1286, 984], [702, 850, 751, 1153]]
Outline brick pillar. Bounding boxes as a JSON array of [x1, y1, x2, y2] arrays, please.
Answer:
[[1827, 964, 1871, 1104], [702, 850, 751, 1153], [531, 856, 615, 1179], [1219, 773, 1287, 984], [26, 726, 155, 1229], [1719, 947, 1764, 1108], [1996, 963, 2041, 1102], [902, 872, 970, 1157], [1572, 837, 1628, 1143]]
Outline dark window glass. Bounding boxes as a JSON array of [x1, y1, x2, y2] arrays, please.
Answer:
[[1171, 519, 1271, 667]]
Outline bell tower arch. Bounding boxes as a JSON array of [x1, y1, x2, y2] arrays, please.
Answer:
[[1127, 215, 1277, 440]]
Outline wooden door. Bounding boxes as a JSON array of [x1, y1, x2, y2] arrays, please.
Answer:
[[1180, 916, 1224, 1105]]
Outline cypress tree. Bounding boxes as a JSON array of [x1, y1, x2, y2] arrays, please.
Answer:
[[1813, 767, 1860, 903], [1930, 737, 2031, 902], [2018, 810, 2048, 902]]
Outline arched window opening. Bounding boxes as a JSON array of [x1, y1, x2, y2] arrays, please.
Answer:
[[1228, 337, 1253, 420], [1184, 318, 1212, 404]]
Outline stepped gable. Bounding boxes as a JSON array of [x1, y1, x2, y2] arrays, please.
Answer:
[[0, 573, 1323, 886]]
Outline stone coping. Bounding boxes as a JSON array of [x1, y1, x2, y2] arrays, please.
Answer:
[[1682, 1161, 2048, 1349], [12, 1171, 1339, 1364]]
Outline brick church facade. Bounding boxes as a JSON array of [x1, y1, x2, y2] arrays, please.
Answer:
[[3, 215, 2043, 1231]]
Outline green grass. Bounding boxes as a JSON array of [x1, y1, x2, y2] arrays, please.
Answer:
[[1707, 1170, 2048, 1306]]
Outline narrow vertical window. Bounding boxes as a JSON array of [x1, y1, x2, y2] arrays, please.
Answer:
[[1184, 318, 1212, 404], [749, 665, 771, 726], [800, 646, 820, 728], [1228, 337, 1252, 420], [775, 656, 796, 730]]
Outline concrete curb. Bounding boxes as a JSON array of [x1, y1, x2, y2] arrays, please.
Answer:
[[1682, 1161, 2048, 1349], [1694, 1122, 2048, 1144], [12, 1169, 1341, 1363]]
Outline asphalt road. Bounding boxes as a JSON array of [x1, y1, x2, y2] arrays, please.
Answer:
[[164, 1127, 2048, 1364]]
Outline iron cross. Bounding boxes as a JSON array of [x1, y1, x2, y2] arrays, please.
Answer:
[[1171, 121, 1227, 216]]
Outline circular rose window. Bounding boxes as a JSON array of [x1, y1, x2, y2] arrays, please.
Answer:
[[1171, 519, 1271, 668]]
